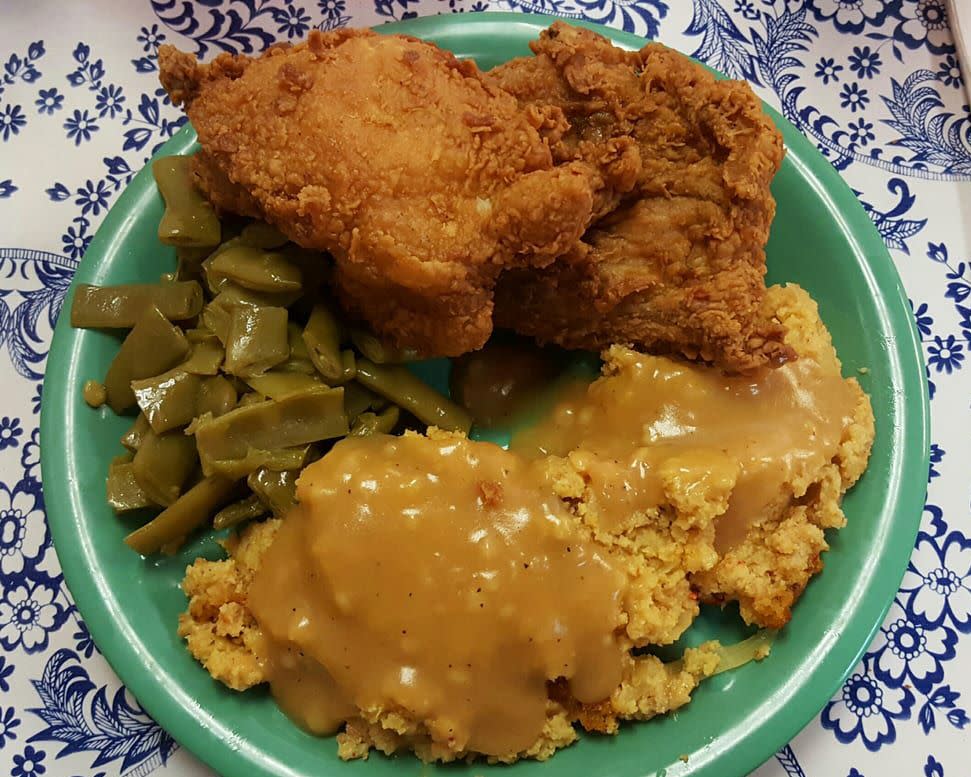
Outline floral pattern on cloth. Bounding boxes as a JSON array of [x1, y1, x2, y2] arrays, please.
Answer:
[[0, 1, 968, 776]]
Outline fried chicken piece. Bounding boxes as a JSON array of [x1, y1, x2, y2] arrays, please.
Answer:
[[159, 30, 599, 357], [489, 23, 790, 372]]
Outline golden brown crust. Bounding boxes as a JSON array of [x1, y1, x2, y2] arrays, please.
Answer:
[[158, 31, 601, 357], [489, 23, 788, 372]]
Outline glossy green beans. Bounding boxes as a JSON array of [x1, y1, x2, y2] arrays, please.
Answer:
[[350, 329, 420, 364], [71, 282, 204, 329], [120, 414, 152, 451], [302, 303, 343, 382], [205, 244, 302, 294], [245, 371, 323, 400], [153, 156, 222, 247], [342, 381, 382, 419], [355, 359, 472, 433], [248, 467, 298, 517], [106, 454, 158, 513], [132, 428, 199, 506], [104, 306, 190, 413], [125, 475, 238, 555], [193, 387, 347, 475], [132, 370, 203, 434], [212, 494, 266, 530], [181, 337, 224, 375], [223, 305, 290, 378], [350, 405, 400, 437], [196, 375, 237, 418], [206, 445, 312, 480]]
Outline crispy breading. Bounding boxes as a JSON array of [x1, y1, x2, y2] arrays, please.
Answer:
[[489, 23, 789, 372], [158, 30, 602, 357]]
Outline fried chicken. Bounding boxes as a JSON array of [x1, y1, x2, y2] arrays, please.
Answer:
[[159, 29, 600, 357], [489, 23, 791, 372]]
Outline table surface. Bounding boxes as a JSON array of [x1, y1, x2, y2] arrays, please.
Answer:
[[1, 2, 968, 776]]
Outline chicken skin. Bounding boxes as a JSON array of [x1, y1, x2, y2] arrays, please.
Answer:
[[159, 29, 599, 357], [489, 23, 791, 372]]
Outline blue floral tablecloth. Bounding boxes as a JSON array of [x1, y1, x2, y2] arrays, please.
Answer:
[[0, 1, 968, 776]]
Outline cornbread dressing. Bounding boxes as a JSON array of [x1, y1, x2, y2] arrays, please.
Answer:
[[248, 434, 627, 755], [178, 284, 875, 762]]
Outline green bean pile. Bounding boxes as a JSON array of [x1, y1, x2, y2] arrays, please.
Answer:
[[72, 155, 473, 556]]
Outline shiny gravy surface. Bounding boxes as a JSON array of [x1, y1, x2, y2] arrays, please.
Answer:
[[248, 433, 626, 755], [513, 348, 857, 550]]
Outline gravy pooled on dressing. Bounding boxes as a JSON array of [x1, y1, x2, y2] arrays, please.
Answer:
[[513, 347, 858, 550], [248, 434, 626, 756]]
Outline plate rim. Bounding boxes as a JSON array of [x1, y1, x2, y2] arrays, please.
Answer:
[[40, 12, 930, 777]]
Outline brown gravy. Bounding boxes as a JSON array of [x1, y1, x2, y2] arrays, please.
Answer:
[[513, 349, 857, 550], [248, 434, 626, 756]]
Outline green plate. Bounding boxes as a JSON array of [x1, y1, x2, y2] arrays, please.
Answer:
[[40, 12, 930, 777]]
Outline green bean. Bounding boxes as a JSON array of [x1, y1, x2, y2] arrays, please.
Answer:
[[120, 413, 152, 451], [204, 244, 302, 294], [132, 369, 203, 434], [350, 329, 420, 364], [71, 282, 204, 329], [193, 387, 347, 475], [196, 375, 237, 418], [202, 284, 300, 343], [176, 246, 210, 283], [302, 303, 343, 382], [355, 359, 472, 433], [236, 391, 266, 408], [180, 339, 224, 376], [104, 306, 190, 413], [212, 494, 267, 531], [248, 467, 298, 517], [132, 428, 199, 506], [83, 380, 107, 408], [223, 305, 289, 378], [343, 381, 382, 419], [125, 474, 239, 555], [207, 445, 312, 480], [245, 371, 323, 400], [340, 349, 357, 383], [153, 156, 221, 248], [277, 322, 316, 375], [350, 405, 400, 437], [107, 454, 158, 513], [239, 221, 289, 249]]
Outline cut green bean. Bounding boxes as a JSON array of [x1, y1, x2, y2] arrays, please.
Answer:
[[153, 156, 221, 248], [277, 323, 316, 374], [350, 405, 400, 437], [248, 467, 299, 517], [350, 329, 420, 364], [212, 493, 267, 530], [120, 413, 152, 452], [245, 371, 323, 400], [202, 284, 300, 343], [339, 349, 357, 383], [235, 391, 266, 408], [196, 375, 237, 418], [193, 387, 347, 475], [180, 337, 224, 375], [223, 305, 289, 378], [71, 282, 203, 329], [355, 359, 472, 433], [204, 244, 302, 294], [302, 303, 343, 382], [107, 454, 158, 513], [175, 246, 210, 283], [125, 474, 238, 555], [104, 306, 190, 413], [239, 221, 289, 249], [343, 381, 382, 419], [132, 369, 203, 434], [207, 445, 312, 480], [132, 428, 199, 506]]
